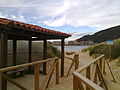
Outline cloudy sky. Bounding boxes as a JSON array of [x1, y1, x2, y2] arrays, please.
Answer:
[[0, 0, 120, 41]]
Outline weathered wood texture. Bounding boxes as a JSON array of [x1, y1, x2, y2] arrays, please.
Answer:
[[73, 55, 106, 90], [0, 57, 59, 90], [67, 54, 79, 76], [43, 39, 47, 75], [61, 38, 64, 77], [13, 40, 17, 66], [0, 33, 8, 90], [34, 64, 40, 90]]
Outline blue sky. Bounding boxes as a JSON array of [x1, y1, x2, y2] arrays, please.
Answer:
[[0, 0, 120, 41]]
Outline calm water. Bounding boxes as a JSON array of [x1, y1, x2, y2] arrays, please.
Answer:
[[54, 45, 88, 52]]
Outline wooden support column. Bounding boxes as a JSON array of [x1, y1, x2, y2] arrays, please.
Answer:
[[61, 38, 65, 77], [13, 40, 17, 66], [28, 40, 32, 71], [0, 33, 8, 90], [34, 64, 40, 90], [43, 39, 47, 75], [86, 66, 91, 90]]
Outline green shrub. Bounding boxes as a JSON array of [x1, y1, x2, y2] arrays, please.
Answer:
[[82, 38, 120, 59]]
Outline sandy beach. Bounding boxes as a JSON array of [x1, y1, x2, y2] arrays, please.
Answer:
[[47, 51, 120, 90]]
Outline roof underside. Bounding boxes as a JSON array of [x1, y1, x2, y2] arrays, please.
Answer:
[[0, 18, 71, 40]]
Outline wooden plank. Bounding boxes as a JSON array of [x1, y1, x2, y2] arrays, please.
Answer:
[[105, 59, 116, 82], [76, 55, 105, 73], [96, 64, 108, 90], [86, 66, 91, 90], [0, 57, 58, 72], [43, 39, 47, 75], [41, 60, 58, 90], [73, 75, 78, 90], [74, 54, 79, 70], [2, 73, 28, 90], [67, 61, 74, 76], [94, 65, 98, 84], [73, 72, 104, 90], [99, 58, 102, 73], [103, 58, 106, 74], [61, 38, 65, 77], [78, 80, 84, 90], [34, 64, 40, 90], [56, 59, 59, 84]]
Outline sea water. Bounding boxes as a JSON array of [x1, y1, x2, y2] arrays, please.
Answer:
[[54, 45, 88, 52]]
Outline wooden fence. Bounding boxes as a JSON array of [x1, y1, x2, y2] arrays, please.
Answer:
[[0, 57, 59, 90], [73, 54, 116, 90]]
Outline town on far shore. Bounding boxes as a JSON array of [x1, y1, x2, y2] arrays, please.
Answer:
[[52, 40, 94, 46]]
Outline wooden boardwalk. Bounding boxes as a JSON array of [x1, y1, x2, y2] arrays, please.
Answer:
[[7, 52, 93, 90], [7, 52, 119, 90]]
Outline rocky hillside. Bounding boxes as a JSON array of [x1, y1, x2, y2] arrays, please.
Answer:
[[76, 25, 120, 43]]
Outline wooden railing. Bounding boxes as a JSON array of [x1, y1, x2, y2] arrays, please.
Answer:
[[73, 54, 116, 90], [0, 57, 59, 90]]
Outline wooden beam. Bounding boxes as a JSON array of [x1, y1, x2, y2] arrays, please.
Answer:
[[43, 39, 47, 75], [28, 40, 32, 71], [0, 57, 58, 73], [13, 40, 17, 66], [61, 38, 65, 76], [34, 64, 40, 90], [2, 73, 28, 90], [0, 32, 8, 90], [73, 72, 104, 90], [86, 66, 91, 90], [73, 75, 79, 90], [56, 59, 59, 84]]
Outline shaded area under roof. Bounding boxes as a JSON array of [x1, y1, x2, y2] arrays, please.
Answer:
[[0, 18, 71, 40]]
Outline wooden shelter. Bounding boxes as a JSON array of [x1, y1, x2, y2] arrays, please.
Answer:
[[0, 18, 71, 90]]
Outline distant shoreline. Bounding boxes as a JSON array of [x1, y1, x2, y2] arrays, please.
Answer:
[[53, 44, 90, 46]]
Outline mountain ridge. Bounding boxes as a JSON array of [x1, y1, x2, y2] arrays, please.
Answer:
[[76, 25, 120, 43]]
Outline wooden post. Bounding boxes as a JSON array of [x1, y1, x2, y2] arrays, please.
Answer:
[[0, 72, 2, 89], [86, 66, 91, 90], [109, 45, 112, 61], [73, 75, 78, 90], [99, 58, 102, 73], [105, 58, 116, 82], [56, 59, 59, 84], [34, 64, 40, 90], [13, 40, 17, 66], [74, 54, 79, 70], [103, 57, 106, 74], [61, 38, 65, 77], [0, 33, 8, 90], [43, 39, 47, 75], [28, 40, 32, 71]]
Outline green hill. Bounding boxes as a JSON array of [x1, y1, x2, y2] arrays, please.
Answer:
[[77, 25, 120, 43]]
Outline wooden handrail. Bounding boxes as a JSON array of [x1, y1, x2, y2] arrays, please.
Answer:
[[73, 71, 104, 90], [0, 57, 58, 72], [0, 57, 59, 90], [73, 55, 106, 90], [76, 55, 105, 72]]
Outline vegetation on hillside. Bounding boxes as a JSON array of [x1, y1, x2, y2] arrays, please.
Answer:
[[77, 25, 120, 43], [82, 38, 120, 59]]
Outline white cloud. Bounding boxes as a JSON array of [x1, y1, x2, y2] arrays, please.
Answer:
[[0, 0, 120, 41], [43, 0, 120, 29]]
